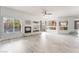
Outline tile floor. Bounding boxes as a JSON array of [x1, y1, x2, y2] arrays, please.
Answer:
[[0, 32, 79, 53]]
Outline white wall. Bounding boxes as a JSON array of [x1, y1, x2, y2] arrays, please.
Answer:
[[0, 7, 3, 38], [57, 16, 77, 34], [0, 6, 33, 40], [40, 15, 78, 34], [0, 6, 78, 40]]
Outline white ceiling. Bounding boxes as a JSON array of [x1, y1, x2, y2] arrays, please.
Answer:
[[7, 6, 79, 16]]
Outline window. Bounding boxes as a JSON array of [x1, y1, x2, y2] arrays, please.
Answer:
[[59, 21, 68, 30], [3, 17, 21, 33], [3, 18, 13, 33], [14, 19, 21, 31]]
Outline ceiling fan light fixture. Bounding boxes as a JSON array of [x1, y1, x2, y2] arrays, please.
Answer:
[[41, 9, 52, 16]]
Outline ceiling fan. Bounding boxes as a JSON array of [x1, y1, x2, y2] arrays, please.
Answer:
[[42, 9, 52, 16]]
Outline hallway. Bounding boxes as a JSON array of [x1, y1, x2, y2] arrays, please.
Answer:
[[0, 32, 79, 53]]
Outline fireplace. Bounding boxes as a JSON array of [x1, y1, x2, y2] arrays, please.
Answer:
[[25, 26, 31, 33]]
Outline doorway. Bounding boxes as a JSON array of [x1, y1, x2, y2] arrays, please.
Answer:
[[75, 20, 79, 36]]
